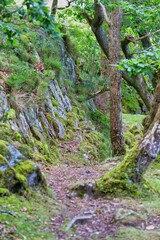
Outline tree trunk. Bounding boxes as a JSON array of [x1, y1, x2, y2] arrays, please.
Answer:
[[51, 0, 58, 15], [94, 54, 110, 114], [143, 71, 160, 130], [96, 75, 160, 194], [83, 3, 125, 156], [109, 7, 125, 156]]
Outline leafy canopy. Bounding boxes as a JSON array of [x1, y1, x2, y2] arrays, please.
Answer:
[[0, 0, 58, 45]]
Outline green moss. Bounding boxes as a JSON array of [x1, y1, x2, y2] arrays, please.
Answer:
[[51, 98, 59, 107], [14, 131, 22, 142], [0, 140, 10, 156], [124, 131, 135, 148], [31, 126, 44, 141], [15, 173, 28, 189], [7, 108, 16, 120], [129, 123, 143, 135], [0, 123, 12, 141], [96, 144, 141, 196], [0, 154, 9, 165], [0, 188, 10, 196], [15, 160, 36, 176], [66, 111, 79, 127]]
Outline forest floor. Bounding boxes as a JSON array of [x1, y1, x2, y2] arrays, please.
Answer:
[[1, 114, 160, 239], [1, 154, 160, 240], [42, 158, 160, 240]]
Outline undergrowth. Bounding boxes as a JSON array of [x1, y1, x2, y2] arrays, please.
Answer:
[[0, 190, 58, 239]]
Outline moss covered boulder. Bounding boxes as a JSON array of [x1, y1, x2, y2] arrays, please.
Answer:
[[0, 142, 44, 194]]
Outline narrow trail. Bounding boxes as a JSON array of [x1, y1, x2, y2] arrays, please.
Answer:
[[43, 164, 119, 240], [42, 161, 160, 240]]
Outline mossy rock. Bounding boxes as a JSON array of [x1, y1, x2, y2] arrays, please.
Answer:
[[0, 140, 10, 156], [3, 160, 44, 193], [0, 123, 12, 141], [0, 154, 9, 166], [16, 144, 33, 159]]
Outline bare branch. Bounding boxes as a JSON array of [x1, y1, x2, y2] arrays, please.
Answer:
[[137, 29, 160, 41], [57, 0, 75, 10], [87, 87, 110, 100], [1, 6, 23, 17], [82, 12, 92, 26], [99, 3, 111, 26]]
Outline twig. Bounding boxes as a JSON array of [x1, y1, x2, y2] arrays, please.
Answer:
[[1, 6, 23, 17], [132, 41, 160, 55], [57, 0, 75, 10], [0, 210, 17, 217], [136, 29, 160, 41], [87, 88, 110, 100], [66, 214, 93, 231]]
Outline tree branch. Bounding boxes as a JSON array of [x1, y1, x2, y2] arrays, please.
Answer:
[[137, 29, 160, 41], [57, 0, 75, 10], [82, 12, 92, 26], [87, 87, 110, 100], [1, 6, 23, 17], [121, 35, 136, 59], [82, 3, 109, 57]]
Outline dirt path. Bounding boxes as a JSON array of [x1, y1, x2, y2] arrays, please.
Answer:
[[42, 162, 160, 240], [42, 163, 126, 240]]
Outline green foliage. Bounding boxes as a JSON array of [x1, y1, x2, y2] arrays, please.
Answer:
[[89, 110, 112, 159], [0, 193, 58, 239], [7, 66, 40, 92], [0, 0, 58, 45], [122, 82, 141, 113], [122, 113, 145, 127], [59, 22, 105, 101], [118, 47, 160, 76]]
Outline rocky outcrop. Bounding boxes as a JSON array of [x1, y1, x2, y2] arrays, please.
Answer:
[[0, 33, 78, 193]]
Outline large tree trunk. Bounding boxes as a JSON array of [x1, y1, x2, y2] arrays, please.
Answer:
[[83, 3, 125, 156], [96, 77, 160, 194], [109, 7, 125, 156]]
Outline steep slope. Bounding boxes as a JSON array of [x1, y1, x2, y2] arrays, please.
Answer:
[[0, 28, 108, 194]]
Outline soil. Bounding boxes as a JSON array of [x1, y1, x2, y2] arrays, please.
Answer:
[[42, 160, 160, 240]]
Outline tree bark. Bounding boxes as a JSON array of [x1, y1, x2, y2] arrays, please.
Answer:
[[83, 3, 125, 156], [109, 7, 125, 156], [143, 71, 160, 130], [51, 0, 58, 15]]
